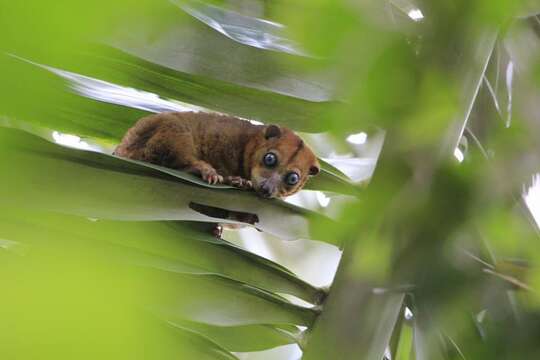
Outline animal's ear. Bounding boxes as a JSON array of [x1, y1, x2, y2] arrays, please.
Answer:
[[264, 125, 281, 139], [309, 165, 320, 176]]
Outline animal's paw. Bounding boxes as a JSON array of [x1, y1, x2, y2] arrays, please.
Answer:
[[201, 168, 224, 185], [226, 176, 253, 190]]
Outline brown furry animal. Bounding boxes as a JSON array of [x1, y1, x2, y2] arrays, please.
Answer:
[[115, 112, 320, 198]]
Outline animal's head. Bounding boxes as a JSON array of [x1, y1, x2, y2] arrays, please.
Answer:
[[245, 124, 320, 198]]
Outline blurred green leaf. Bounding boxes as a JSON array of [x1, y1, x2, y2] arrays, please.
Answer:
[[366, 293, 405, 359], [303, 285, 404, 360], [170, 320, 301, 352], [5, 46, 336, 135], [395, 322, 413, 360], [441, 29, 498, 154], [0, 211, 316, 349], [518, 2, 540, 17], [389, 0, 420, 17], [145, 270, 317, 326], [0, 234, 239, 360], [0, 208, 325, 304], [412, 315, 444, 360]]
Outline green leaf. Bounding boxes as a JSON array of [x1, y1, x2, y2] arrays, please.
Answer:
[[366, 293, 405, 359], [171, 0, 309, 57], [441, 29, 498, 154], [0, 235, 240, 360], [303, 282, 404, 360], [0, 214, 317, 329], [0, 208, 326, 304], [170, 320, 301, 352], [395, 322, 413, 360], [412, 315, 445, 360], [144, 270, 318, 326], [48, 46, 336, 133], [166, 324, 240, 360], [389, 0, 421, 18]]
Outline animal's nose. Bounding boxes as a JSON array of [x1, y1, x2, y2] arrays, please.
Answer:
[[260, 183, 273, 198]]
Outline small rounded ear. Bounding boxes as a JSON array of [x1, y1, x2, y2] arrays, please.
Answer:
[[264, 125, 281, 139], [309, 165, 320, 176]]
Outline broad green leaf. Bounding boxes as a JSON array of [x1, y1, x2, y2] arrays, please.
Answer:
[[366, 293, 405, 359], [388, 303, 405, 358], [303, 281, 404, 360], [44, 46, 336, 133], [389, 0, 421, 18], [170, 320, 301, 352], [0, 214, 317, 329], [395, 323, 413, 360], [172, 0, 310, 57], [0, 208, 326, 304], [517, 2, 540, 17], [0, 207, 310, 352], [412, 316, 444, 360], [144, 270, 318, 326], [166, 325, 240, 360], [0, 236, 239, 360], [305, 168, 363, 195], [441, 29, 498, 155], [106, 0, 331, 101]]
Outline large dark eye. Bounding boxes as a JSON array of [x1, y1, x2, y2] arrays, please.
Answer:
[[263, 152, 277, 167], [285, 172, 300, 186]]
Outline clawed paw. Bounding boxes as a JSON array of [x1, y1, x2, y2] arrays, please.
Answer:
[[226, 176, 253, 190], [202, 169, 224, 185]]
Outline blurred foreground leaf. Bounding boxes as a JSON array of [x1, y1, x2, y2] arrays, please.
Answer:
[[0, 234, 239, 360], [0, 208, 325, 304], [170, 320, 301, 352]]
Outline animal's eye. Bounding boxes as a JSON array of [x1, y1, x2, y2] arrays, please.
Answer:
[[263, 152, 278, 167], [285, 172, 300, 186]]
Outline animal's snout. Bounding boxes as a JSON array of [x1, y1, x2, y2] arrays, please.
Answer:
[[259, 182, 274, 198], [256, 173, 281, 198]]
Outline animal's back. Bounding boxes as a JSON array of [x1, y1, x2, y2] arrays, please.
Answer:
[[115, 112, 259, 177]]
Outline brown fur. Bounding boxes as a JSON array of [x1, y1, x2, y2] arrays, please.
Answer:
[[115, 112, 320, 198]]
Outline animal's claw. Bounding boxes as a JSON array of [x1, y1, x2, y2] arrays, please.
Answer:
[[226, 176, 253, 190], [210, 174, 223, 185], [202, 169, 223, 185]]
